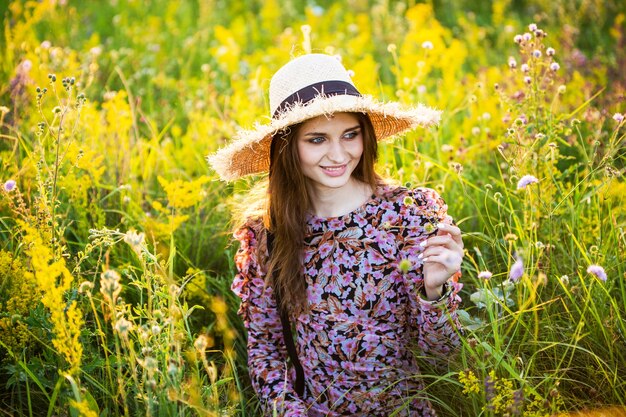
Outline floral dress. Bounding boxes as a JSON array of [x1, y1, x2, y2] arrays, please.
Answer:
[[232, 185, 462, 416]]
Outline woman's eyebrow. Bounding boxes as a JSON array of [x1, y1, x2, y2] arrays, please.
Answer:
[[303, 125, 361, 136], [303, 131, 327, 137], [343, 125, 361, 133]]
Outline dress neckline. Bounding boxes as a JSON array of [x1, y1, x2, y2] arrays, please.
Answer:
[[306, 184, 397, 222]]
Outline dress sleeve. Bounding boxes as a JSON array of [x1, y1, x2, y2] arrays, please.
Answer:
[[232, 222, 308, 416], [398, 187, 463, 360]]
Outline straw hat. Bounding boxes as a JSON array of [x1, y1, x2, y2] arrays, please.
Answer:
[[208, 54, 441, 181]]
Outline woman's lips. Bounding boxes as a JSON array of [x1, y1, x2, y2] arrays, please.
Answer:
[[320, 164, 347, 177]]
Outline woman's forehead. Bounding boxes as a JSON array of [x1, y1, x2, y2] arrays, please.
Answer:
[[299, 112, 360, 133]]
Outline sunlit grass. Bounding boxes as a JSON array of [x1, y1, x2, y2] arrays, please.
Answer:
[[0, 0, 624, 415]]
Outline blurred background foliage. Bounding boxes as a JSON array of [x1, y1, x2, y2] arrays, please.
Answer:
[[0, 0, 624, 415]]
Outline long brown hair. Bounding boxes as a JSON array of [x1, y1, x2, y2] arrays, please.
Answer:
[[266, 112, 380, 315]]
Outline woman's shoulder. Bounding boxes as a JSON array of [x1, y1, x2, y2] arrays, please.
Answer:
[[233, 216, 266, 244]]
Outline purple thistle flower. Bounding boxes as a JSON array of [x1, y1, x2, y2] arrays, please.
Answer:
[[3, 179, 16, 192], [514, 34, 522, 44], [613, 113, 624, 123], [587, 265, 607, 282], [509, 256, 524, 282], [478, 271, 493, 280], [20, 60, 32, 73], [521, 63, 530, 73], [528, 23, 538, 32], [508, 57, 517, 68], [550, 62, 560, 71], [509, 389, 524, 416], [546, 47, 556, 56], [517, 175, 539, 189], [522, 33, 532, 42], [484, 374, 496, 411], [532, 49, 542, 58]]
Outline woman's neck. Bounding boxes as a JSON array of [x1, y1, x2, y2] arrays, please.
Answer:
[[306, 177, 373, 218]]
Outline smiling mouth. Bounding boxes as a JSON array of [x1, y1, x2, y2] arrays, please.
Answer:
[[321, 164, 347, 171], [319, 164, 348, 177]]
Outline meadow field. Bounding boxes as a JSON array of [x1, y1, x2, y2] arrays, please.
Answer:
[[0, 0, 625, 415]]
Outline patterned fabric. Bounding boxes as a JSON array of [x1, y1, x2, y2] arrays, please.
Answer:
[[232, 185, 462, 416]]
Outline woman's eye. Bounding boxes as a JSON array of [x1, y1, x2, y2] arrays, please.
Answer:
[[343, 130, 359, 140], [308, 137, 325, 144]]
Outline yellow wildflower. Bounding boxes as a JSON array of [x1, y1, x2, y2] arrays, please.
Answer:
[[17, 221, 83, 374], [0, 251, 42, 358], [69, 400, 98, 417], [458, 370, 480, 395], [157, 175, 210, 209]]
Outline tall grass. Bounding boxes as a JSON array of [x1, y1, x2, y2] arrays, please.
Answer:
[[0, 0, 624, 415]]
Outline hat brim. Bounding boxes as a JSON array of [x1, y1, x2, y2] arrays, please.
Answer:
[[208, 94, 441, 181]]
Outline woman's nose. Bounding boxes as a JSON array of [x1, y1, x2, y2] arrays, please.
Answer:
[[326, 139, 347, 163]]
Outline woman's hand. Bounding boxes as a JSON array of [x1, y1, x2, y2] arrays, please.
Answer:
[[419, 223, 464, 300]]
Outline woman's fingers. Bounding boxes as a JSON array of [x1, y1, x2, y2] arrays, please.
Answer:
[[436, 223, 463, 248], [419, 223, 464, 274], [419, 246, 446, 258], [420, 232, 463, 252], [418, 223, 464, 277], [423, 253, 462, 272], [421, 247, 462, 267], [418, 246, 463, 264]]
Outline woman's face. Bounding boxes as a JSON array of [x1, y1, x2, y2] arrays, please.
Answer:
[[296, 112, 364, 193]]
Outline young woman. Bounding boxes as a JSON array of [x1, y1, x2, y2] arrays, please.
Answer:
[[209, 54, 464, 416]]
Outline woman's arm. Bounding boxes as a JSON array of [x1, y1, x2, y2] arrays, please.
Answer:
[[232, 225, 309, 416]]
